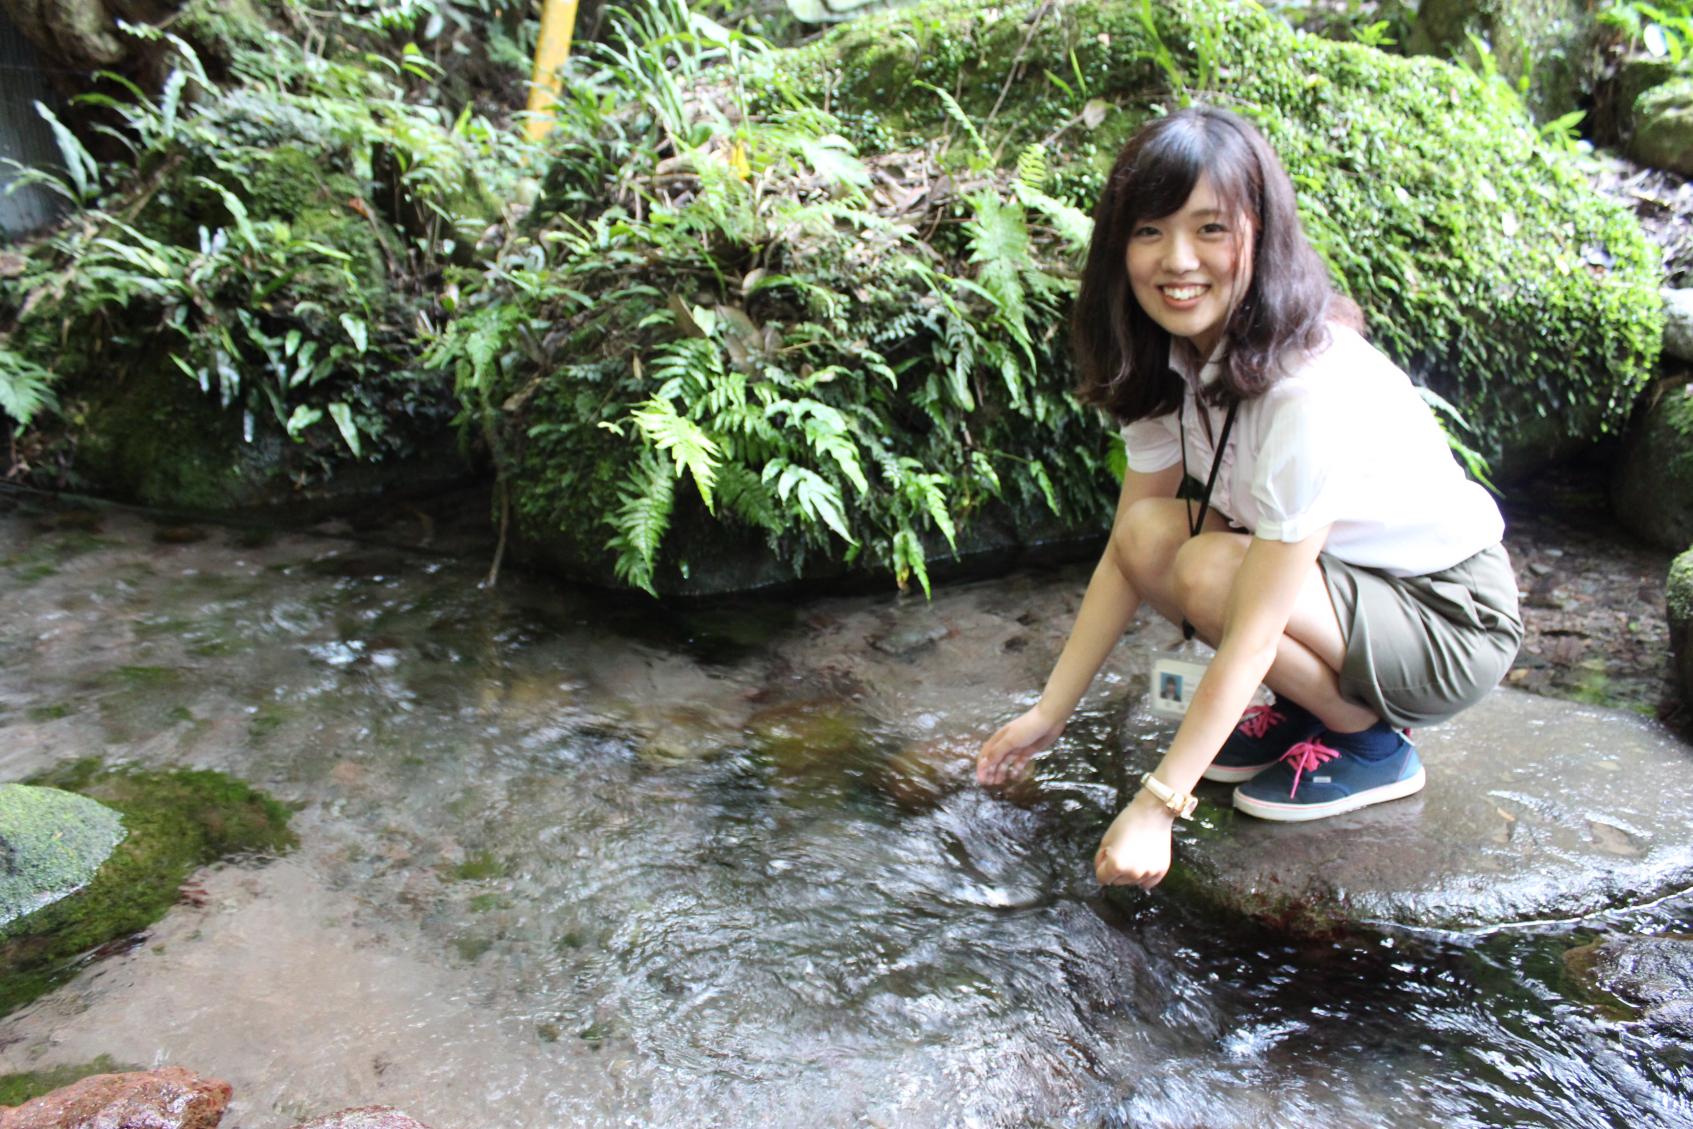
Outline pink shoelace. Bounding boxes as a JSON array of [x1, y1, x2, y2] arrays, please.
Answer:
[[1277, 738, 1341, 797], [1236, 705, 1284, 738]]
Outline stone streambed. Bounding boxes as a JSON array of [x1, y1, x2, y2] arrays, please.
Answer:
[[1, 497, 1692, 1127]]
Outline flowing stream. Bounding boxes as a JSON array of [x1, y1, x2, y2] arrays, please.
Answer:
[[0, 497, 1689, 1128]]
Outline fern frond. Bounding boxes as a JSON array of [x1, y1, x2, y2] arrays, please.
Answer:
[[631, 395, 721, 511], [913, 80, 991, 167], [0, 347, 59, 429], [762, 458, 855, 544], [1014, 183, 1094, 256], [1015, 143, 1046, 192], [605, 450, 676, 597], [891, 526, 930, 597]]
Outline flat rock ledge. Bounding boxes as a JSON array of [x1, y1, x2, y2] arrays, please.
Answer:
[[1135, 689, 1693, 936]]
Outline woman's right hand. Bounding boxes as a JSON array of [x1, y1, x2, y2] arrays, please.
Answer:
[[976, 704, 1066, 788]]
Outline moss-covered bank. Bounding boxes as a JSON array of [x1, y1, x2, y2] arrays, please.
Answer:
[[0, 761, 294, 1016], [776, 0, 1663, 478], [1670, 546, 1693, 709], [1613, 380, 1693, 552]]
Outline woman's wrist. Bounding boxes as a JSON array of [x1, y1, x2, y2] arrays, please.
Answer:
[[1032, 696, 1071, 726], [1129, 784, 1180, 823]]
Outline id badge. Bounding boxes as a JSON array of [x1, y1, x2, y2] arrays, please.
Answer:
[[1149, 643, 1211, 720]]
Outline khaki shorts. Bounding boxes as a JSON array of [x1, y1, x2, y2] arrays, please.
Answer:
[[1319, 543, 1523, 729]]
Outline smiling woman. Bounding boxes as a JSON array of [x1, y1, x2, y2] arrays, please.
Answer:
[[1124, 173, 1247, 357], [975, 106, 1522, 890]]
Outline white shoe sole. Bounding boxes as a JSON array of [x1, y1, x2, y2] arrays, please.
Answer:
[[1201, 762, 1276, 784], [1232, 766, 1427, 823]]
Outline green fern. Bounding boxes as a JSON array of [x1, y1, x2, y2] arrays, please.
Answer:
[[606, 450, 678, 595], [0, 346, 58, 430], [630, 395, 721, 510]]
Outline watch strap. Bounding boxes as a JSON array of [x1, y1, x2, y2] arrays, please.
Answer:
[[1139, 772, 1198, 820]]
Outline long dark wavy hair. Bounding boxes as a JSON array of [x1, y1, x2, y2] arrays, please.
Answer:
[[1073, 106, 1360, 423]]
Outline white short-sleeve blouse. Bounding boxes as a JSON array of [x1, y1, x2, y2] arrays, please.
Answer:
[[1120, 324, 1504, 577]]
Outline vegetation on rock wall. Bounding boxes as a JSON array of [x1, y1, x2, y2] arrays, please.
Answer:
[[434, 0, 1110, 594], [777, 0, 1663, 478], [0, 6, 532, 504], [0, 0, 1668, 594]]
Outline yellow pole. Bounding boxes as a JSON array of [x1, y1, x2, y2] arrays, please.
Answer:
[[525, 0, 580, 141]]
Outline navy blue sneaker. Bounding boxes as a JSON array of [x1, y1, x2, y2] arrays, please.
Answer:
[[1202, 700, 1324, 784], [1232, 731, 1425, 822]]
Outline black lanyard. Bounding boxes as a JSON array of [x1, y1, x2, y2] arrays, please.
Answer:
[[1177, 392, 1239, 640]]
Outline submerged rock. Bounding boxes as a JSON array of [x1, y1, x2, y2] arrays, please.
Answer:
[[1133, 689, 1693, 935], [1564, 933, 1693, 1036], [0, 763, 295, 1016], [0, 1066, 231, 1129], [291, 1107, 435, 1129], [0, 785, 125, 931]]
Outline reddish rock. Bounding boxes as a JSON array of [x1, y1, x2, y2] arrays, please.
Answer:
[[0, 1066, 231, 1129], [290, 1109, 435, 1129]]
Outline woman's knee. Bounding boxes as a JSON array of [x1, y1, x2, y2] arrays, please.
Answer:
[[1170, 535, 1245, 627], [1110, 499, 1188, 590]]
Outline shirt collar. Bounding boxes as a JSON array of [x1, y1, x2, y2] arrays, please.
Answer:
[[1169, 339, 1226, 388]]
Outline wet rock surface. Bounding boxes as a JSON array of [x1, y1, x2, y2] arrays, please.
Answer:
[[1136, 689, 1693, 934], [0, 1066, 231, 1129], [1564, 933, 1693, 1036], [1501, 465, 1680, 726], [291, 1107, 435, 1129], [0, 785, 125, 931]]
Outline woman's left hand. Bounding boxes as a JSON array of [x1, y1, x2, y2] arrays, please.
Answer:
[[1094, 789, 1177, 889]]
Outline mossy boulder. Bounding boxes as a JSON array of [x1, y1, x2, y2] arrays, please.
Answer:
[[779, 0, 1663, 480], [0, 786, 125, 930], [39, 120, 471, 514], [1611, 380, 1693, 552], [1632, 75, 1693, 177], [0, 761, 294, 1016], [1407, 0, 1595, 121], [1669, 546, 1693, 708]]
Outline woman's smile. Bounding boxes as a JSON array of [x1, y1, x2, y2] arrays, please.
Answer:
[[1126, 173, 1250, 355]]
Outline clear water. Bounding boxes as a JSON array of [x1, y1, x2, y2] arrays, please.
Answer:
[[0, 499, 1690, 1128]]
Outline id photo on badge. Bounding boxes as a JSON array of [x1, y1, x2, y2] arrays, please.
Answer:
[[1149, 651, 1210, 720]]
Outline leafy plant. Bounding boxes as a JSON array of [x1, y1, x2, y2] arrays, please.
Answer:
[[0, 18, 530, 490], [1601, 0, 1693, 62], [425, 0, 1114, 595]]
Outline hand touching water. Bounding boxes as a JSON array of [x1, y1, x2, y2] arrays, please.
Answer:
[[975, 705, 1065, 787], [1094, 789, 1176, 889]]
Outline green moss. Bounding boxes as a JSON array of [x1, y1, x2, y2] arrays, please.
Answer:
[[1633, 75, 1693, 176], [0, 787, 126, 929], [448, 852, 506, 882], [780, 0, 1663, 476], [1669, 548, 1693, 626], [0, 1056, 132, 1107], [1407, 0, 1593, 121], [105, 666, 181, 689], [453, 935, 494, 962], [24, 705, 72, 722], [0, 761, 295, 1017]]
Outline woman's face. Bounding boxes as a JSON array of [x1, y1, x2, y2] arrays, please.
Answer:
[[1125, 173, 1253, 357]]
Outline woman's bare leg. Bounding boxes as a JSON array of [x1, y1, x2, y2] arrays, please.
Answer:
[[1112, 499, 1379, 733]]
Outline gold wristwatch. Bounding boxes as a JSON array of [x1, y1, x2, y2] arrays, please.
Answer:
[[1139, 773, 1198, 820]]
